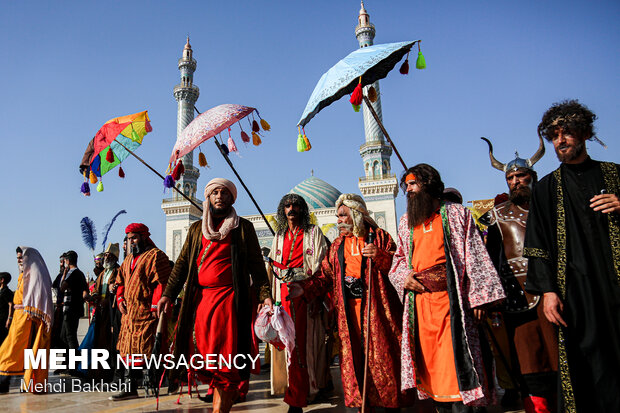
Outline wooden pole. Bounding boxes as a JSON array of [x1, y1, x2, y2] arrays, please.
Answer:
[[362, 95, 408, 171], [113, 139, 203, 211], [361, 231, 376, 413]]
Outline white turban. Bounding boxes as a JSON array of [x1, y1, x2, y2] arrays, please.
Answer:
[[202, 178, 240, 240], [335, 193, 377, 237]]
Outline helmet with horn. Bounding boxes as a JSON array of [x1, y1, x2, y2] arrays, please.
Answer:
[[480, 130, 545, 174]]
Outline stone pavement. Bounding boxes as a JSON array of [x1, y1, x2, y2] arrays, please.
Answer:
[[1, 319, 525, 413]]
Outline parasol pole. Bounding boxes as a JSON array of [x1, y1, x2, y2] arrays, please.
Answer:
[[113, 139, 203, 211], [361, 230, 376, 413], [362, 95, 408, 171], [192, 106, 275, 236]]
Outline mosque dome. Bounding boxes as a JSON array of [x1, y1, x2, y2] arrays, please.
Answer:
[[289, 176, 342, 209]]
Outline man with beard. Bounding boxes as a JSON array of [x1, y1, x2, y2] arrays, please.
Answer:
[[389, 164, 505, 412], [268, 193, 328, 412], [157, 178, 271, 413], [89, 243, 121, 380], [481, 136, 558, 412], [523, 100, 620, 412], [93, 253, 104, 279], [321, 194, 411, 411], [111, 224, 171, 400]]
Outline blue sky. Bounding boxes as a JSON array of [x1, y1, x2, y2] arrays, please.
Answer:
[[1, 1, 618, 288]]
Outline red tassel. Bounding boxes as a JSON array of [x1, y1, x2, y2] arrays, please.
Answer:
[[399, 58, 409, 74], [349, 82, 363, 106], [241, 131, 250, 143], [172, 160, 185, 181], [106, 148, 114, 163], [118, 166, 125, 178], [145, 120, 153, 132], [252, 120, 260, 132]]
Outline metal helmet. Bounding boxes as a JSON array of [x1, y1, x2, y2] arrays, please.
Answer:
[[480, 130, 545, 174]]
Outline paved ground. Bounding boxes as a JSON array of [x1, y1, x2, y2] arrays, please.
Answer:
[[1, 319, 525, 412]]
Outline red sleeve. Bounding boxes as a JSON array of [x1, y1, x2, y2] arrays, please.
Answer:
[[151, 283, 163, 312], [116, 284, 125, 305]]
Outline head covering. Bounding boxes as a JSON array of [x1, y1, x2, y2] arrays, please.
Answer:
[[443, 187, 463, 204], [335, 193, 378, 237], [0, 272, 11, 284], [18, 247, 54, 332], [95, 253, 104, 261], [481, 135, 545, 175], [105, 243, 120, 260], [124, 223, 156, 249], [202, 178, 240, 240]]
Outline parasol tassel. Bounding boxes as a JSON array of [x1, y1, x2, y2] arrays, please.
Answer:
[[145, 120, 153, 132], [198, 151, 208, 167], [97, 181, 104, 192], [349, 81, 363, 107], [240, 131, 250, 143], [252, 131, 262, 146], [172, 161, 185, 181], [416, 51, 426, 69], [89, 170, 98, 184], [81, 182, 90, 196], [106, 148, 115, 163], [303, 135, 312, 151], [352, 104, 361, 112], [220, 143, 230, 155], [297, 133, 306, 152], [228, 136, 238, 153], [399, 58, 409, 74], [164, 174, 175, 189], [252, 120, 260, 132], [118, 166, 125, 178], [260, 119, 271, 132], [368, 86, 378, 102], [130, 130, 141, 142]]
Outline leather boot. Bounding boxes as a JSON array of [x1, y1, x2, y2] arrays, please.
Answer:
[[109, 368, 139, 401]]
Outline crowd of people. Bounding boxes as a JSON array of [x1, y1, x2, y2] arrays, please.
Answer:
[[0, 100, 618, 413]]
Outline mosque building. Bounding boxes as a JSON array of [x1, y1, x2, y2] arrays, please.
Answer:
[[162, 2, 399, 259]]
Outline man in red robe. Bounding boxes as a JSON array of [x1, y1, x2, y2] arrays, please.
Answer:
[[268, 193, 329, 412], [321, 194, 411, 411], [158, 178, 272, 413], [111, 223, 171, 401]]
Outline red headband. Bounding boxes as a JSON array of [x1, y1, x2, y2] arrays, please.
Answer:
[[125, 223, 150, 236]]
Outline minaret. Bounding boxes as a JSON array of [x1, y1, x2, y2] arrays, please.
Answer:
[[355, 2, 399, 238], [162, 38, 203, 261]]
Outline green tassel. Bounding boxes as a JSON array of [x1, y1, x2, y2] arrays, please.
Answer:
[[352, 104, 361, 112], [130, 129, 142, 143], [416, 51, 426, 69], [297, 134, 306, 152], [96, 181, 104, 192]]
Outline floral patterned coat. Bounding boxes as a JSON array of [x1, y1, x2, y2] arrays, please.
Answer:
[[389, 202, 505, 406]]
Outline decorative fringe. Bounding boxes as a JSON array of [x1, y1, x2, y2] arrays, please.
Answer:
[[240, 131, 250, 143], [118, 166, 125, 178], [368, 86, 378, 103], [130, 129, 141, 142], [96, 181, 104, 192], [252, 131, 261, 146], [80, 182, 90, 196], [303, 135, 311, 151], [416, 51, 426, 69], [198, 151, 208, 167], [145, 120, 153, 132], [297, 133, 305, 152], [228, 136, 238, 152], [349, 78, 363, 107], [260, 119, 271, 131], [164, 174, 175, 189], [89, 170, 98, 184], [252, 120, 260, 132], [352, 104, 361, 112], [172, 161, 185, 181], [220, 143, 229, 155], [106, 148, 114, 163], [399, 58, 409, 74]]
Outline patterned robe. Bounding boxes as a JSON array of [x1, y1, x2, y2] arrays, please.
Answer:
[[116, 248, 170, 357], [389, 202, 505, 406], [321, 227, 411, 408]]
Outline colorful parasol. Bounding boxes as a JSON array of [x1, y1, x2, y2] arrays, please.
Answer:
[[79, 111, 152, 195], [167, 103, 274, 234], [297, 41, 426, 169]]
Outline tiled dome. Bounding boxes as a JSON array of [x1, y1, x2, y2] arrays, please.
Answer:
[[289, 176, 342, 209]]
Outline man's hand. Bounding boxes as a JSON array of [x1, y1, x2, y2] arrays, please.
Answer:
[[472, 308, 486, 324], [361, 243, 378, 259], [157, 296, 172, 318], [5, 318, 10, 329], [543, 292, 567, 327], [590, 194, 620, 214], [404, 271, 426, 293], [119, 300, 127, 315], [287, 282, 304, 299]]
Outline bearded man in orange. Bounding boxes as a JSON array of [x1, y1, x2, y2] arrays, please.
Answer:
[[111, 223, 171, 401]]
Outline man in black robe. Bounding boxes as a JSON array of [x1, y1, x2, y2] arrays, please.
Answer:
[[524, 99, 620, 412]]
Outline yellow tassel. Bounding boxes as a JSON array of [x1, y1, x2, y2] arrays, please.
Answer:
[[303, 135, 311, 151], [198, 152, 208, 167], [260, 119, 271, 132], [252, 131, 262, 146], [368, 86, 378, 103], [89, 170, 97, 184]]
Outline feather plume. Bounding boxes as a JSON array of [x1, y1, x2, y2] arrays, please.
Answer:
[[80, 217, 97, 252], [101, 210, 127, 251]]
